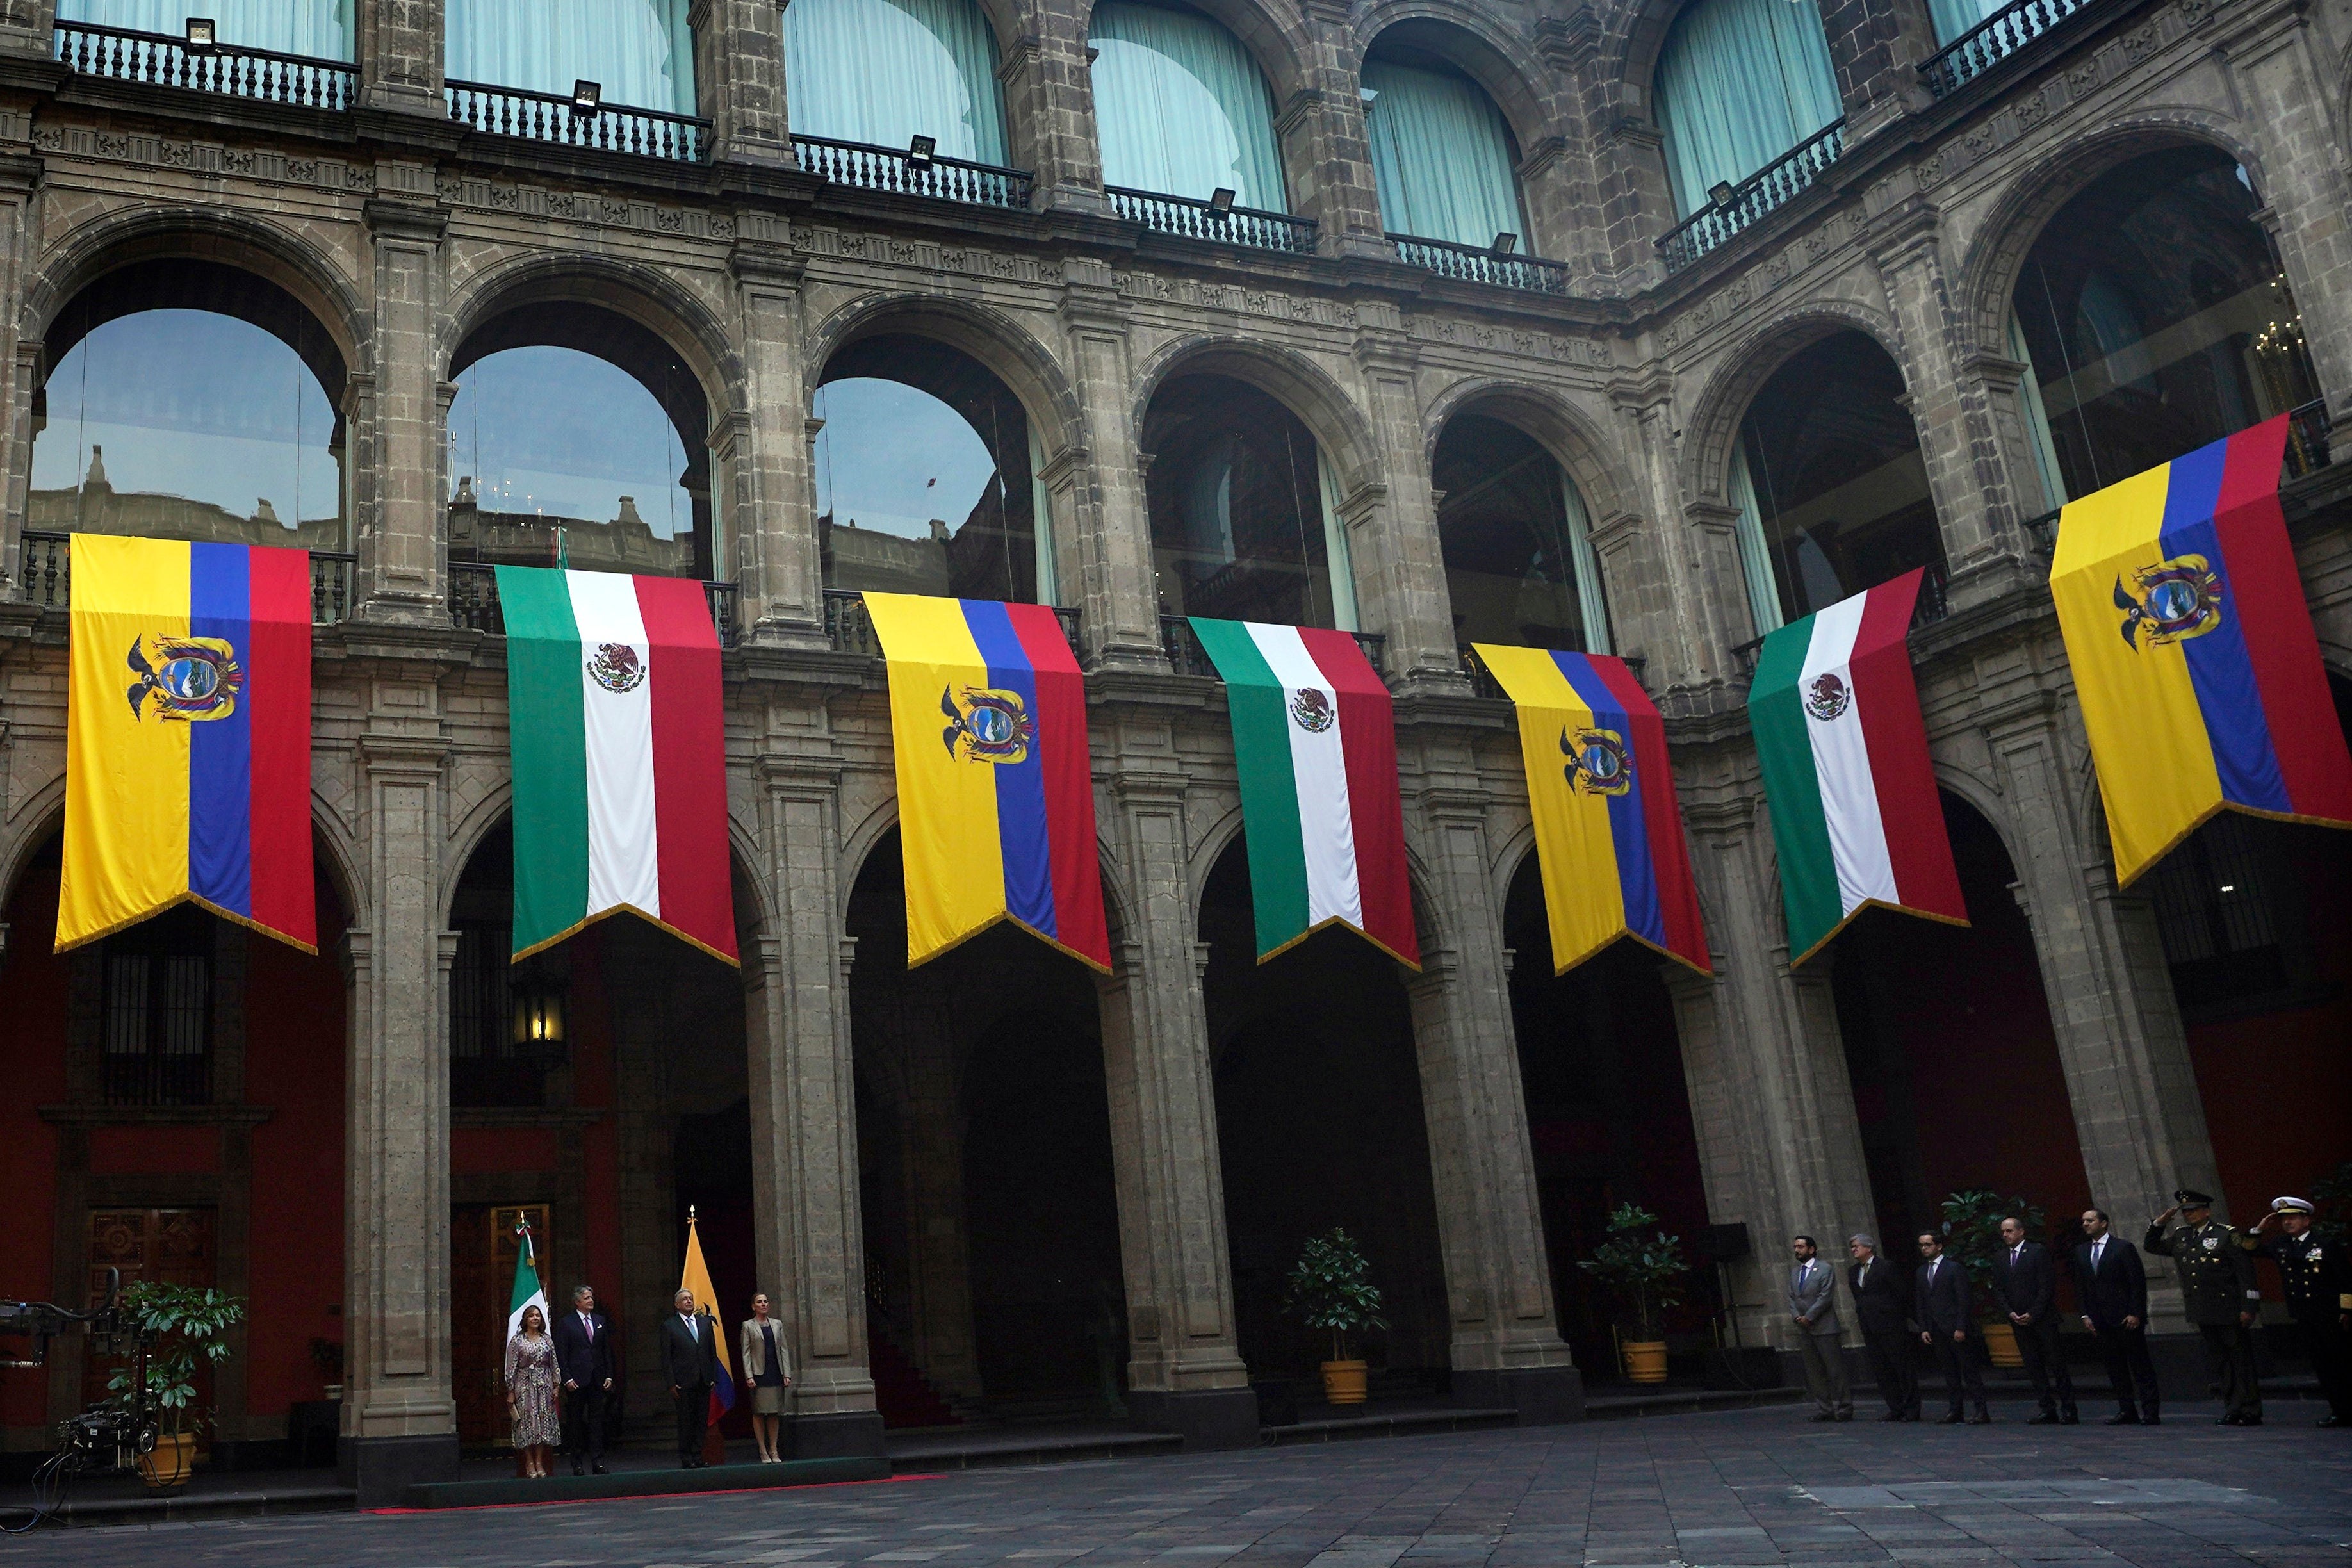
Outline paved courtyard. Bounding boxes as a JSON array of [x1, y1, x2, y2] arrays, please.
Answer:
[[10, 1404, 2352, 1565]]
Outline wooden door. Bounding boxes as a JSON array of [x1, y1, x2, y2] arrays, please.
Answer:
[[83, 1208, 218, 1414], [451, 1204, 551, 1445]]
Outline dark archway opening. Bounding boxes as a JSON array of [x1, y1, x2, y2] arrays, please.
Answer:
[[1433, 412, 1610, 654]]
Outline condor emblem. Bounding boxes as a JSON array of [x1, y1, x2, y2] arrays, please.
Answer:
[[126, 635, 243, 723], [940, 684, 1033, 764], [1560, 725, 1632, 797], [2115, 555, 2222, 649]]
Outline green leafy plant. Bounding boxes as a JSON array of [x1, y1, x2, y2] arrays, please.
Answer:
[[105, 1284, 246, 1437], [2310, 1160, 2352, 1246], [1282, 1229, 1388, 1363], [1938, 1190, 2045, 1315], [1574, 1203, 1688, 1341]]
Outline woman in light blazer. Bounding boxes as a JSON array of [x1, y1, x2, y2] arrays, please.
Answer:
[[740, 1293, 794, 1463]]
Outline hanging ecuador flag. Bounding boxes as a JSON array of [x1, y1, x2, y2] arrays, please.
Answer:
[[2051, 413, 2352, 885], [679, 1209, 736, 1424], [496, 566, 737, 963], [1188, 619, 1418, 966], [59, 535, 315, 952], [1471, 646, 1708, 976], [1746, 569, 1967, 965], [862, 594, 1109, 971]]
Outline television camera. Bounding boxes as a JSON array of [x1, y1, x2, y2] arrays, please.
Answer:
[[0, 1269, 161, 1531]]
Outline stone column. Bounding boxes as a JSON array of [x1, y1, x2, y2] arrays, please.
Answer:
[[355, 185, 449, 626], [1612, 372, 1747, 696], [1813, 0, 1932, 143], [692, 0, 793, 167], [340, 680, 459, 1505], [1401, 785, 1581, 1421], [1350, 331, 1455, 687], [1279, 0, 1384, 256], [0, 130, 38, 599], [1056, 277, 1161, 667], [359, 0, 443, 118], [999, 6, 1104, 212], [1525, 11, 1613, 286], [726, 243, 828, 647], [1093, 754, 1255, 1446]]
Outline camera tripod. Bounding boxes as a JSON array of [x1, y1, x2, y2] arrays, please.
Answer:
[[0, 1269, 159, 1533]]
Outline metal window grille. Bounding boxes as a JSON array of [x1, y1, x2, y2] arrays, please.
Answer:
[[101, 942, 212, 1106]]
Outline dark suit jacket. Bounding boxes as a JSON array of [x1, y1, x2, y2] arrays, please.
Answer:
[[1915, 1255, 1972, 1335], [1849, 1254, 1913, 1337], [660, 1311, 721, 1389], [552, 1307, 615, 1390], [2071, 1236, 2149, 1329], [1992, 1240, 2059, 1323]]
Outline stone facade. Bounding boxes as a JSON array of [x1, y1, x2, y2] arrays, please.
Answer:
[[0, 0, 2346, 1506]]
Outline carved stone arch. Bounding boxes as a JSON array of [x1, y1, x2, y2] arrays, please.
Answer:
[[1956, 112, 2268, 363], [1401, 840, 1451, 958], [724, 812, 779, 941], [1188, 802, 1248, 919], [1072, 0, 1312, 106], [310, 795, 369, 928], [1489, 815, 1540, 916], [1929, 760, 2029, 880], [1608, 0, 1708, 126], [439, 785, 520, 929], [0, 777, 67, 915], [802, 291, 1087, 466], [1129, 332, 1382, 494], [1423, 373, 1640, 528], [1674, 298, 1909, 505], [1351, 3, 1560, 167]]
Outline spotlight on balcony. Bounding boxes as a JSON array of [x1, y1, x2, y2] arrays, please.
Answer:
[[1708, 179, 1735, 208], [907, 135, 937, 168], [1207, 187, 1237, 218], [184, 17, 216, 52], [1491, 231, 1519, 257], [571, 79, 603, 114]]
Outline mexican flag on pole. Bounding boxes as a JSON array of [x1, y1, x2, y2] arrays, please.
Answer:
[[1187, 618, 1419, 967], [1746, 568, 1967, 964], [507, 1216, 548, 1342], [495, 566, 738, 965]]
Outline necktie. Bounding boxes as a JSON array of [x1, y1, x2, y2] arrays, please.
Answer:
[[583, 1312, 594, 1342], [2093, 1239, 2105, 1269]]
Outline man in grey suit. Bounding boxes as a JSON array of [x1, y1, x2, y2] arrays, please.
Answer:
[[1789, 1235, 1850, 1421]]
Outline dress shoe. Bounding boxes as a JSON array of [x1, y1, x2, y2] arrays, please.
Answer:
[[1970, 1410, 1993, 1424], [1879, 1411, 1905, 1421], [1940, 1410, 1965, 1424], [2317, 1415, 2348, 1428], [2143, 1414, 2161, 1425], [2028, 1412, 2059, 1425], [2214, 1415, 2237, 1425], [592, 1463, 607, 1474], [571, 1460, 584, 1476], [2060, 1412, 2078, 1425], [1809, 1412, 1836, 1421], [1835, 1410, 1852, 1421], [2105, 1412, 2141, 1425], [2238, 1416, 2262, 1426]]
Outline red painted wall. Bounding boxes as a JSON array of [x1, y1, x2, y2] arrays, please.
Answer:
[[0, 845, 68, 1434]]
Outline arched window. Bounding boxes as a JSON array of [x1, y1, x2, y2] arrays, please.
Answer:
[[446, 0, 696, 113], [1361, 47, 1525, 250], [1090, 0, 1285, 209], [1652, 0, 1841, 215], [814, 335, 1054, 605], [58, 0, 352, 57], [1729, 331, 1943, 633], [448, 304, 713, 579], [1434, 414, 1609, 653], [1926, 0, 2009, 44], [2009, 146, 2320, 504], [29, 260, 348, 550], [783, 0, 1009, 164], [1143, 374, 1355, 628]]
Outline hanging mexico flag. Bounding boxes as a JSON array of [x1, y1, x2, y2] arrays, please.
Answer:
[[1746, 569, 1967, 964], [58, 535, 315, 952], [496, 567, 738, 963], [862, 594, 1109, 971], [1472, 646, 1708, 974], [507, 1214, 549, 1341], [1189, 619, 1417, 966], [2050, 413, 2352, 884]]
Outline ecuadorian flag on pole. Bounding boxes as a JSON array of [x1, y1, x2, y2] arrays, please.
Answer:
[[2050, 413, 2352, 885], [680, 1209, 735, 1425], [59, 535, 316, 952]]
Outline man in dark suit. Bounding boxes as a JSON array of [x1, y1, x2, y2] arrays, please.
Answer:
[[660, 1287, 722, 1467], [551, 1283, 616, 1474], [1994, 1216, 2078, 1424], [1916, 1231, 1989, 1423], [1849, 1234, 1918, 1420], [2074, 1207, 2159, 1424]]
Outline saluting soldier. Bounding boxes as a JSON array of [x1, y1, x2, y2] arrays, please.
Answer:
[[2240, 1198, 2352, 1427], [2146, 1188, 2263, 1425]]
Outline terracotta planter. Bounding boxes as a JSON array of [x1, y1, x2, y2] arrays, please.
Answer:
[[1319, 1359, 1368, 1405], [1980, 1321, 2023, 1368], [1621, 1339, 1670, 1384], [138, 1432, 195, 1492]]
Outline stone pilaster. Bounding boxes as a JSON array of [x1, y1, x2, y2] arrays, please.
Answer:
[[1000, 10, 1103, 212], [1613, 372, 1743, 697], [1524, 10, 1613, 284], [1057, 275, 1161, 667], [728, 243, 827, 647], [1282, 0, 1384, 254], [0, 0, 48, 58], [692, 0, 793, 167], [0, 131, 38, 601], [1351, 331, 1453, 685], [1813, 0, 1931, 143], [358, 0, 442, 118], [355, 183, 448, 626]]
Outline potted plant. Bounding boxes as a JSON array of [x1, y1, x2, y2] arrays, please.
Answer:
[[106, 1283, 246, 1490], [1575, 1203, 1688, 1384], [310, 1336, 345, 1401], [1283, 1229, 1387, 1406], [1939, 1189, 2043, 1369]]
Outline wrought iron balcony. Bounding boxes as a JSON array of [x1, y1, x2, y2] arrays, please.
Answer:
[[1159, 616, 1385, 679], [1919, 0, 2102, 99], [792, 135, 1033, 211], [1390, 234, 1569, 296], [446, 80, 709, 164], [1107, 188, 1319, 256], [823, 589, 1079, 657], [20, 531, 356, 624], [53, 19, 355, 112], [1657, 120, 1847, 275], [450, 561, 737, 643]]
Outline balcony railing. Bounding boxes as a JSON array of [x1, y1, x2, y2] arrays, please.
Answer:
[[2020, 398, 2336, 558], [446, 80, 709, 164], [1657, 120, 1847, 275], [1390, 234, 1570, 296], [1107, 188, 1319, 256], [20, 532, 357, 624], [451, 562, 737, 642], [792, 135, 1033, 211], [1159, 616, 1385, 680], [1919, 0, 2102, 99], [53, 19, 356, 111], [1729, 561, 1949, 676], [822, 588, 1080, 657]]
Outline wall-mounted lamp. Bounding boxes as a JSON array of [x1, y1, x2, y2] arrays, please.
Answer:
[[1491, 231, 1519, 257], [184, 17, 216, 52], [1708, 180, 1736, 208], [571, 79, 603, 114], [907, 135, 937, 168], [1207, 187, 1236, 218], [512, 986, 566, 1058]]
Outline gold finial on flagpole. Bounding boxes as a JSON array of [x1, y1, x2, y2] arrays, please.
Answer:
[[688, 1204, 697, 1225]]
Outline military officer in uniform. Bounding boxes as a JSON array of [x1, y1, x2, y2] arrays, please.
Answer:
[[2239, 1197, 2352, 1426], [2146, 1188, 2263, 1425]]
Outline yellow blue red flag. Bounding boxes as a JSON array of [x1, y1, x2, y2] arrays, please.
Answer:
[[862, 593, 1109, 972], [679, 1208, 735, 1420], [59, 534, 316, 952], [2050, 414, 2352, 885]]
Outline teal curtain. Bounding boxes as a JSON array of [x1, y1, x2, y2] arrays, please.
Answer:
[[1928, 0, 2009, 44], [784, 0, 1009, 165], [446, 0, 696, 114], [1729, 443, 1784, 636], [1090, 1, 1284, 210], [1560, 474, 1612, 655], [1653, 0, 1842, 216], [2009, 312, 2067, 510], [1362, 60, 1524, 249], [61, 0, 352, 57], [1316, 451, 1360, 632]]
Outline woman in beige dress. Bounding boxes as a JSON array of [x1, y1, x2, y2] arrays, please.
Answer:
[[740, 1293, 793, 1462], [503, 1304, 560, 1478]]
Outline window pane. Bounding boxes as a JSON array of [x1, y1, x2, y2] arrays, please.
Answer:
[[1362, 58, 1523, 249], [445, 0, 696, 113], [58, 0, 354, 59], [104, 956, 149, 1056], [1144, 375, 1334, 626], [784, 0, 1009, 163], [159, 956, 209, 1056], [1653, 0, 1841, 215], [1434, 415, 1596, 651], [1090, 0, 1286, 208]]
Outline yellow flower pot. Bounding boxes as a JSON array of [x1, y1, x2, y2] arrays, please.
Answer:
[[1319, 1359, 1368, 1405], [138, 1432, 195, 1491], [1980, 1321, 2023, 1368], [1621, 1339, 1670, 1384]]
